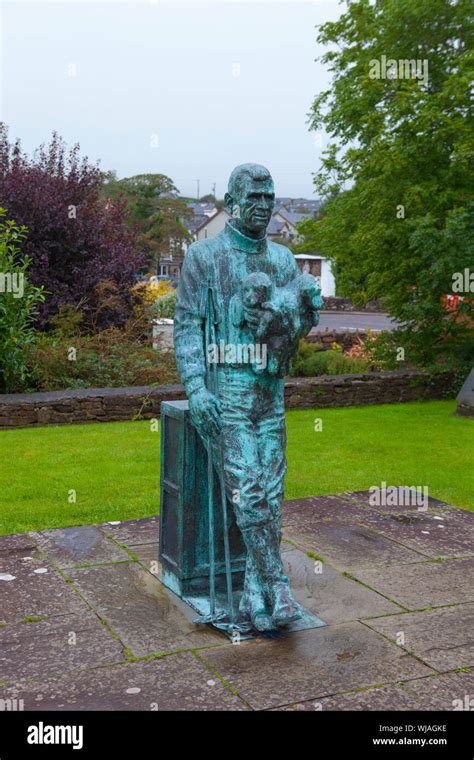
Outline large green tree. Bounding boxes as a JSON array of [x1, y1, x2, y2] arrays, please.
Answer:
[[303, 0, 473, 364], [102, 174, 191, 273]]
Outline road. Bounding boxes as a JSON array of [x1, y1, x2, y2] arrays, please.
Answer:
[[312, 311, 398, 333]]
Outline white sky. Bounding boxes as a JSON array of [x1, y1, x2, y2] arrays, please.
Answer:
[[1, 0, 342, 198]]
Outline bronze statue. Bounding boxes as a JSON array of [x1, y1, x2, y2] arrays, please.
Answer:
[[174, 164, 323, 631]]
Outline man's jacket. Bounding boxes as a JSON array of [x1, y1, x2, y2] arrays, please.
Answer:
[[174, 220, 300, 396]]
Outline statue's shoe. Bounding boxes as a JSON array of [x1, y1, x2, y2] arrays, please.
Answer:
[[251, 609, 274, 632], [271, 581, 303, 628], [239, 593, 274, 632]]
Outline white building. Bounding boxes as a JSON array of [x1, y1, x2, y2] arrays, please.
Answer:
[[194, 208, 231, 241], [181, 206, 336, 297], [294, 254, 335, 298]]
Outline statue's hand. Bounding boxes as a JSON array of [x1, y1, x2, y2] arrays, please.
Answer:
[[189, 387, 222, 439], [244, 302, 277, 333]]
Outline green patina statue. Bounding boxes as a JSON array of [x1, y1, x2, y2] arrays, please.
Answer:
[[174, 163, 324, 632]]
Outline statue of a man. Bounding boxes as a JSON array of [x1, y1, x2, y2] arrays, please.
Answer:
[[174, 163, 322, 631]]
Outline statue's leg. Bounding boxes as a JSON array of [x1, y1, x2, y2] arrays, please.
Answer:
[[255, 379, 302, 627], [215, 369, 301, 630], [212, 371, 273, 631], [238, 553, 273, 631]]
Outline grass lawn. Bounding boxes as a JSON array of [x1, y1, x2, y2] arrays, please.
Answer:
[[0, 400, 472, 535]]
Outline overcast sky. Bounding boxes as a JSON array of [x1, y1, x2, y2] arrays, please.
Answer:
[[1, 0, 341, 198]]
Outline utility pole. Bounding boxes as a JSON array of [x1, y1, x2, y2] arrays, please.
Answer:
[[196, 179, 200, 201], [212, 182, 216, 200]]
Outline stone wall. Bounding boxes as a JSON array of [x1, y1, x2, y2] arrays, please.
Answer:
[[0, 370, 454, 428], [284, 370, 454, 409], [306, 330, 368, 352], [322, 297, 385, 312]]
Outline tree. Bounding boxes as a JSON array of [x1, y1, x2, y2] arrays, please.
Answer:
[[0, 125, 143, 329], [304, 0, 473, 364], [102, 174, 192, 273]]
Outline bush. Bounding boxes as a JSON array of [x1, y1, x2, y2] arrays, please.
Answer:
[[153, 290, 176, 320], [25, 323, 179, 391], [289, 340, 370, 377], [345, 331, 404, 371], [0, 210, 45, 392], [0, 126, 143, 329]]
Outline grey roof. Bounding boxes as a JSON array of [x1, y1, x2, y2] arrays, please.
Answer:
[[276, 207, 310, 226], [185, 214, 209, 234], [186, 202, 217, 215], [267, 217, 286, 236]]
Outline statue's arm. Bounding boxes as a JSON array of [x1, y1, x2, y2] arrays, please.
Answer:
[[174, 244, 207, 396], [174, 244, 221, 438]]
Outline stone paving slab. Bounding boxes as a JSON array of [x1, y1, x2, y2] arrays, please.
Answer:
[[1, 490, 472, 710], [283, 496, 370, 526], [197, 622, 433, 710], [354, 508, 474, 559], [132, 543, 160, 576], [0, 612, 125, 683], [283, 521, 425, 572], [281, 546, 403, 623], [99, 516, 160, 547], [32, 525, 130, 568], [0, 554, 89, 624], [353, 558, 474, 610], [0, 653, 247, 710], [277, 670, 474, 711], [0, 533, 38, 558], [135, 542, 399, 627], [364, 603, 474, 671], [67, 562, 223, 656]]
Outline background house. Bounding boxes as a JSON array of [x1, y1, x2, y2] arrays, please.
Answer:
[[171, 196, 335, 296], [294, 253, 335, 298], [193, 207, 232, 241]]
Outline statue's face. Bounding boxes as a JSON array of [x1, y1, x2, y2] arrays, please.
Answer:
[[235, 176, 275, 235]]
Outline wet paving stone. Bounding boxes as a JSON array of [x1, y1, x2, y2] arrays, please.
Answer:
[[281, 546, 403, 623], [67, 562, 224, 656], [0, 612, 125, 683], [133, 543, 160, 576], [354, 558, 474, 609], [0, 555, 89, 624], [0, 653, 247, 710], [355, 509, 474, 559], [2, 494, 472, 711], [283, 496, 370, 527], [99, 516, 159, 547], [364, 603, 474, 671], [198, 622, 433, 710], [32, 525, 130, 568], [283, 520, 425, 572], [0, 533, 38, 559], [279, 670, 474, 711]]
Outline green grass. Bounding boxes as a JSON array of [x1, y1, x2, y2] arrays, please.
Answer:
[[0, 400, 472, 534]]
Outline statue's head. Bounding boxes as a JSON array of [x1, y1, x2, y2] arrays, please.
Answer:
[[241, 271, 273, 308], [225, 163, 275, 236]]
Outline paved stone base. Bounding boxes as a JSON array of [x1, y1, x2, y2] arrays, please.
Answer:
[[1, 491, 473, 711]]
